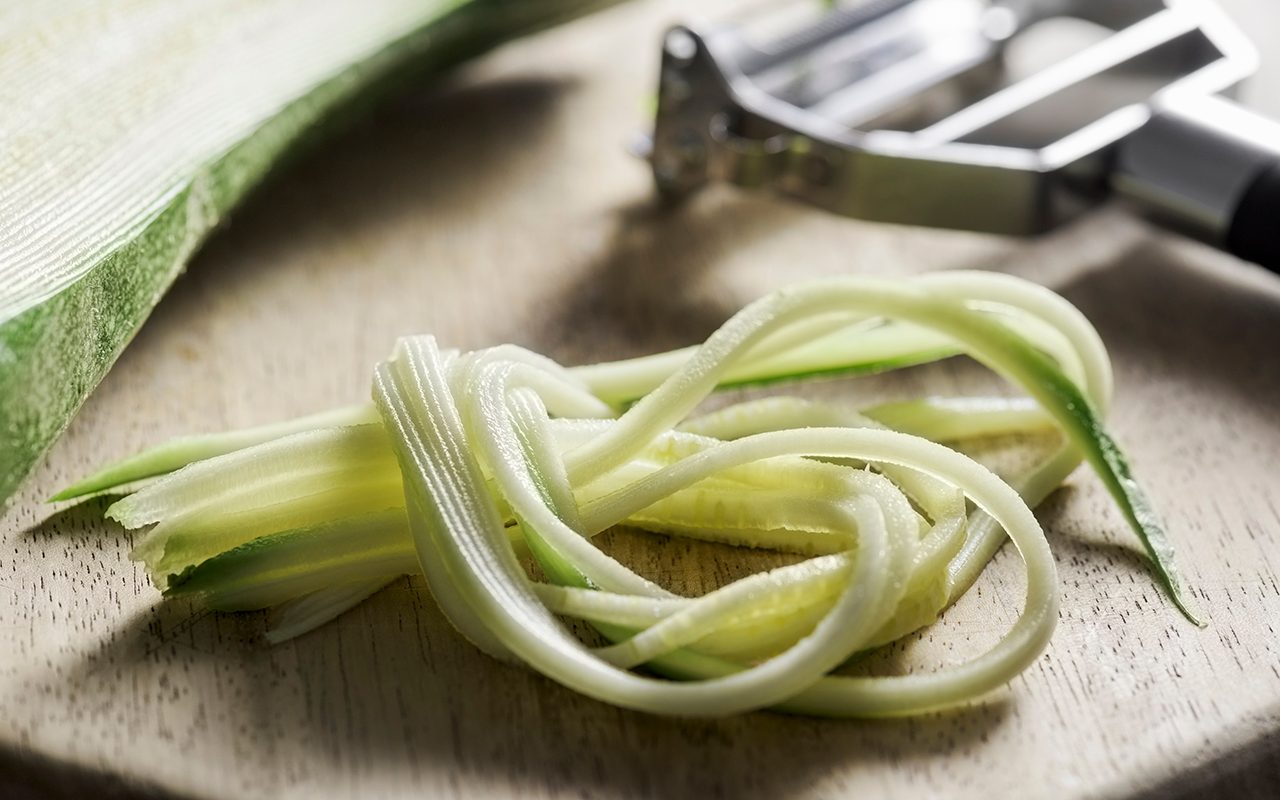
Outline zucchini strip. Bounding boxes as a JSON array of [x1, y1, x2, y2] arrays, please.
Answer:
[[66, 271, 1197, 717]]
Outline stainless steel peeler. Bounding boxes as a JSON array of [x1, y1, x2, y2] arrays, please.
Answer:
[[647, 0, 1280, 270]]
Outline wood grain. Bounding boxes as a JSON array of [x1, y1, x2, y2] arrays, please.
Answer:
[[4, 1, 1280, 797]]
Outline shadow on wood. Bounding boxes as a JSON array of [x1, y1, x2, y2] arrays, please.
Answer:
[[529, 189, 799, 365], [58, 575, 1013, 800], [1054, 237, 1280, 413]]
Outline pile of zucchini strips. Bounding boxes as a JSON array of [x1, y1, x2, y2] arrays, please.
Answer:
[[60, 272, 1198, 717]]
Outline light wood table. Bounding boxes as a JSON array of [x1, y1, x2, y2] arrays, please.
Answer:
[[4, 2, 1280, 797]]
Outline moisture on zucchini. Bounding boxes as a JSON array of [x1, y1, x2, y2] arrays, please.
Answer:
[[61, 271, 1200, 717]]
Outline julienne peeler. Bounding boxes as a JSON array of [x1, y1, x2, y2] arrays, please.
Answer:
[[645, 0, 1280, 271]]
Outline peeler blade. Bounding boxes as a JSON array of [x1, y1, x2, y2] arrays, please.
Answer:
[[649, 0, 1260, 237]]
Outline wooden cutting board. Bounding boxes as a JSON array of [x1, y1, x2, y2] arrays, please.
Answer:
[[4, 2, 1280, 797]]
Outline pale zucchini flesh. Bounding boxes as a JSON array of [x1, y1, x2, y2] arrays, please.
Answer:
[[62, 271, 1198, 717], [0, 0, 620, 506]]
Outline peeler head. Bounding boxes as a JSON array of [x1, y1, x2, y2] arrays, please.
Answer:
[[649, 0, 1258, 235]]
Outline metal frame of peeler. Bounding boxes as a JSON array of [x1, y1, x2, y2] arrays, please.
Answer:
[[648, 0, 1280, 270]]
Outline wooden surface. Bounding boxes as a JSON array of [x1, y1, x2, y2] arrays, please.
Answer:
[[4, 2, 1280, 797]]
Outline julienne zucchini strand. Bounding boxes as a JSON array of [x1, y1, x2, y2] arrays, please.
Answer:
[[59, 271, 1200, 718]]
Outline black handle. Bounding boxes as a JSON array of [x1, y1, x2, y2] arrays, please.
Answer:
[[1226, 159, 1280, 272], [1114, 94, 1280, 273]]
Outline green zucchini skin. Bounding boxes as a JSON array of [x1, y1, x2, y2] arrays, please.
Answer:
[[0, 0, 619, 506]]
